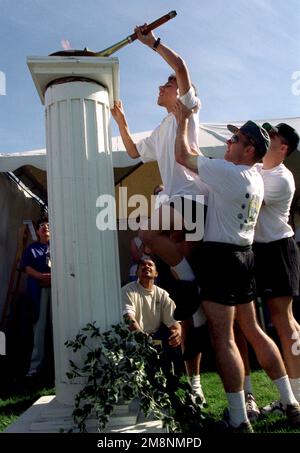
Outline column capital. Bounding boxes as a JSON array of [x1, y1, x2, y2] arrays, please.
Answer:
[[27, 56, 119, 107]]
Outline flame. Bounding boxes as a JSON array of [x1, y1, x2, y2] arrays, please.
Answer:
[[61, 40, 71, 50]]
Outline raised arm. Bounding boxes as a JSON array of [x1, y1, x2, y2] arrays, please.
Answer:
[[172, 100, 200, 173], [135, 24, 191, 96], [110, 100, 140, 158]]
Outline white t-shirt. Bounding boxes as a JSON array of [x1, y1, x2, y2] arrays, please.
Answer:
[[197, 156, 264, 245], [122, 281, 176, 334], [136, 87, 209, 203], [254, 163, 295, 243]]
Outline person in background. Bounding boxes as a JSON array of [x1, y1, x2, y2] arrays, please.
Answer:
[[122, 258, 182, 375], [21, 217, 52, 380]]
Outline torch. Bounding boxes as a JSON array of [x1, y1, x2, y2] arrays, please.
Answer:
[[50, 11, 177, 57]]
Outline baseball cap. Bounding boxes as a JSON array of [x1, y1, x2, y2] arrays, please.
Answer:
[[227, 120, 270, 158], [262, 122, 299, 156]]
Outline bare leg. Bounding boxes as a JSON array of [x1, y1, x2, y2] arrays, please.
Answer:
[[267, 296, 300, 379], [202, 301, 244, 392], [236, 302, 286, 379], [234, 321, 251, 377], [139, 203, 185, 267]]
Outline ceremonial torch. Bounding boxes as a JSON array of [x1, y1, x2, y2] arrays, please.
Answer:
[[50, 11, 177, 57]]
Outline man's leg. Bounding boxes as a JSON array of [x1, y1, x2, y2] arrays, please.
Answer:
[[234, 321, 260, 420], [236, 301, 300, 420], [181, 319, 205, 401], [202, 300, 249, 428], [185, 353, 205, 402], [152, 324, 184, 376], [140, 203, 201, 319], [28, 288, 51, 375], [267, 296, 300, 401], [139, 203, 194, 277]]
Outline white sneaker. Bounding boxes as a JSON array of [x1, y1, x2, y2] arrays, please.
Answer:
[[261, 400, 285, 416], [245, 393, 260, 421]]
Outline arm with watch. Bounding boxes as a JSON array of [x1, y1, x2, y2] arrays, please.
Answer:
[[134, 24, 192, 96]]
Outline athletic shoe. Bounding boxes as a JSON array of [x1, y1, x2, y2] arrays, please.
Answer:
[[261, 400, 285, 416], [173, 280, 200, 320], [245, 393, 260, 421], [219, 408, 254, 433], [286, 404, 300, 427]]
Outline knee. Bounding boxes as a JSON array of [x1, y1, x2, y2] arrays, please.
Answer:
[[270, 310, 289, 333]]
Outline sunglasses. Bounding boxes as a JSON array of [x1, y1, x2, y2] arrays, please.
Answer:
[[230, 134, 254, 146], [230, 134, 240, 144]]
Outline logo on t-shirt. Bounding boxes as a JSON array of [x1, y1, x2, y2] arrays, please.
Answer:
[[247, 195, 261, 223]]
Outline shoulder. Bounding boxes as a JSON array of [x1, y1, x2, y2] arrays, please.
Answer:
[[262, 164, 295, 189], [154, 285, 171, 301], [280, 164, 295, 184], [254, 163, 263, 173], [121, 281, 138, 294], [24, 242, 40, 253], [198, 156, 233, 172], [179, 86, 201, 111]]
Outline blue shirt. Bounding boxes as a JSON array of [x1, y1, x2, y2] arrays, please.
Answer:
[[21, 242, 51, 307]]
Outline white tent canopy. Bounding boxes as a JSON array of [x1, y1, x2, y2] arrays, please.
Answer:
[[1, 117, 299, 171]]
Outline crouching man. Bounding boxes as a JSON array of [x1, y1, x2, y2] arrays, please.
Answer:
[[122, 258, 182, 374]]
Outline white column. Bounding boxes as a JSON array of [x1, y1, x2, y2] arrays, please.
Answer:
[[28, 58, 121, 405]]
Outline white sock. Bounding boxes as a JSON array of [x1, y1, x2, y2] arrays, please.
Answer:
[[226, 391, 248, 427], [191, 375, 205, 401], [191, 374, 201, 390], [273, 375, 298, 407], [289, 377, 300, 403], [192, 305, 206, 327], [171, 258, 195, 281], [244, 375, 253, 396]]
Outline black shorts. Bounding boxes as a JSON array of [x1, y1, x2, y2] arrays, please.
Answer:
[[253, 237, 300, 298], [198, 242, 255, 306]]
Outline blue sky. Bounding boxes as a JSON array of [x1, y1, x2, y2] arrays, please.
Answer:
[[0, 0, 299, 152]]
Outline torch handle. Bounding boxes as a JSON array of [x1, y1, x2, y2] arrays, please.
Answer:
[[128, 10, 177, 42], [96, 11, 177, 57]]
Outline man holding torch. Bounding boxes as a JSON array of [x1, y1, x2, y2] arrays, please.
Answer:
[[111, 25, 208, 322]]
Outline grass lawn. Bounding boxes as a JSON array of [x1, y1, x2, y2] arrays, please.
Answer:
[[0, 386, 55, 432], [0, 370, 299, 433], [202, 369, 300, 433]]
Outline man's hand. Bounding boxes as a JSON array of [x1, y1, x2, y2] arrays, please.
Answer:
[[168, 322, 181, 348], [40, 273, 51, 288], [172, 99, 193, 124], [110, 100, 139, 158], [134, 24, 156, 48], [110, 100, 126, 126]]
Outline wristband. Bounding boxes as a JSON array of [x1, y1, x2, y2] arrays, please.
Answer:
[[153, 37, 161, 51]]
